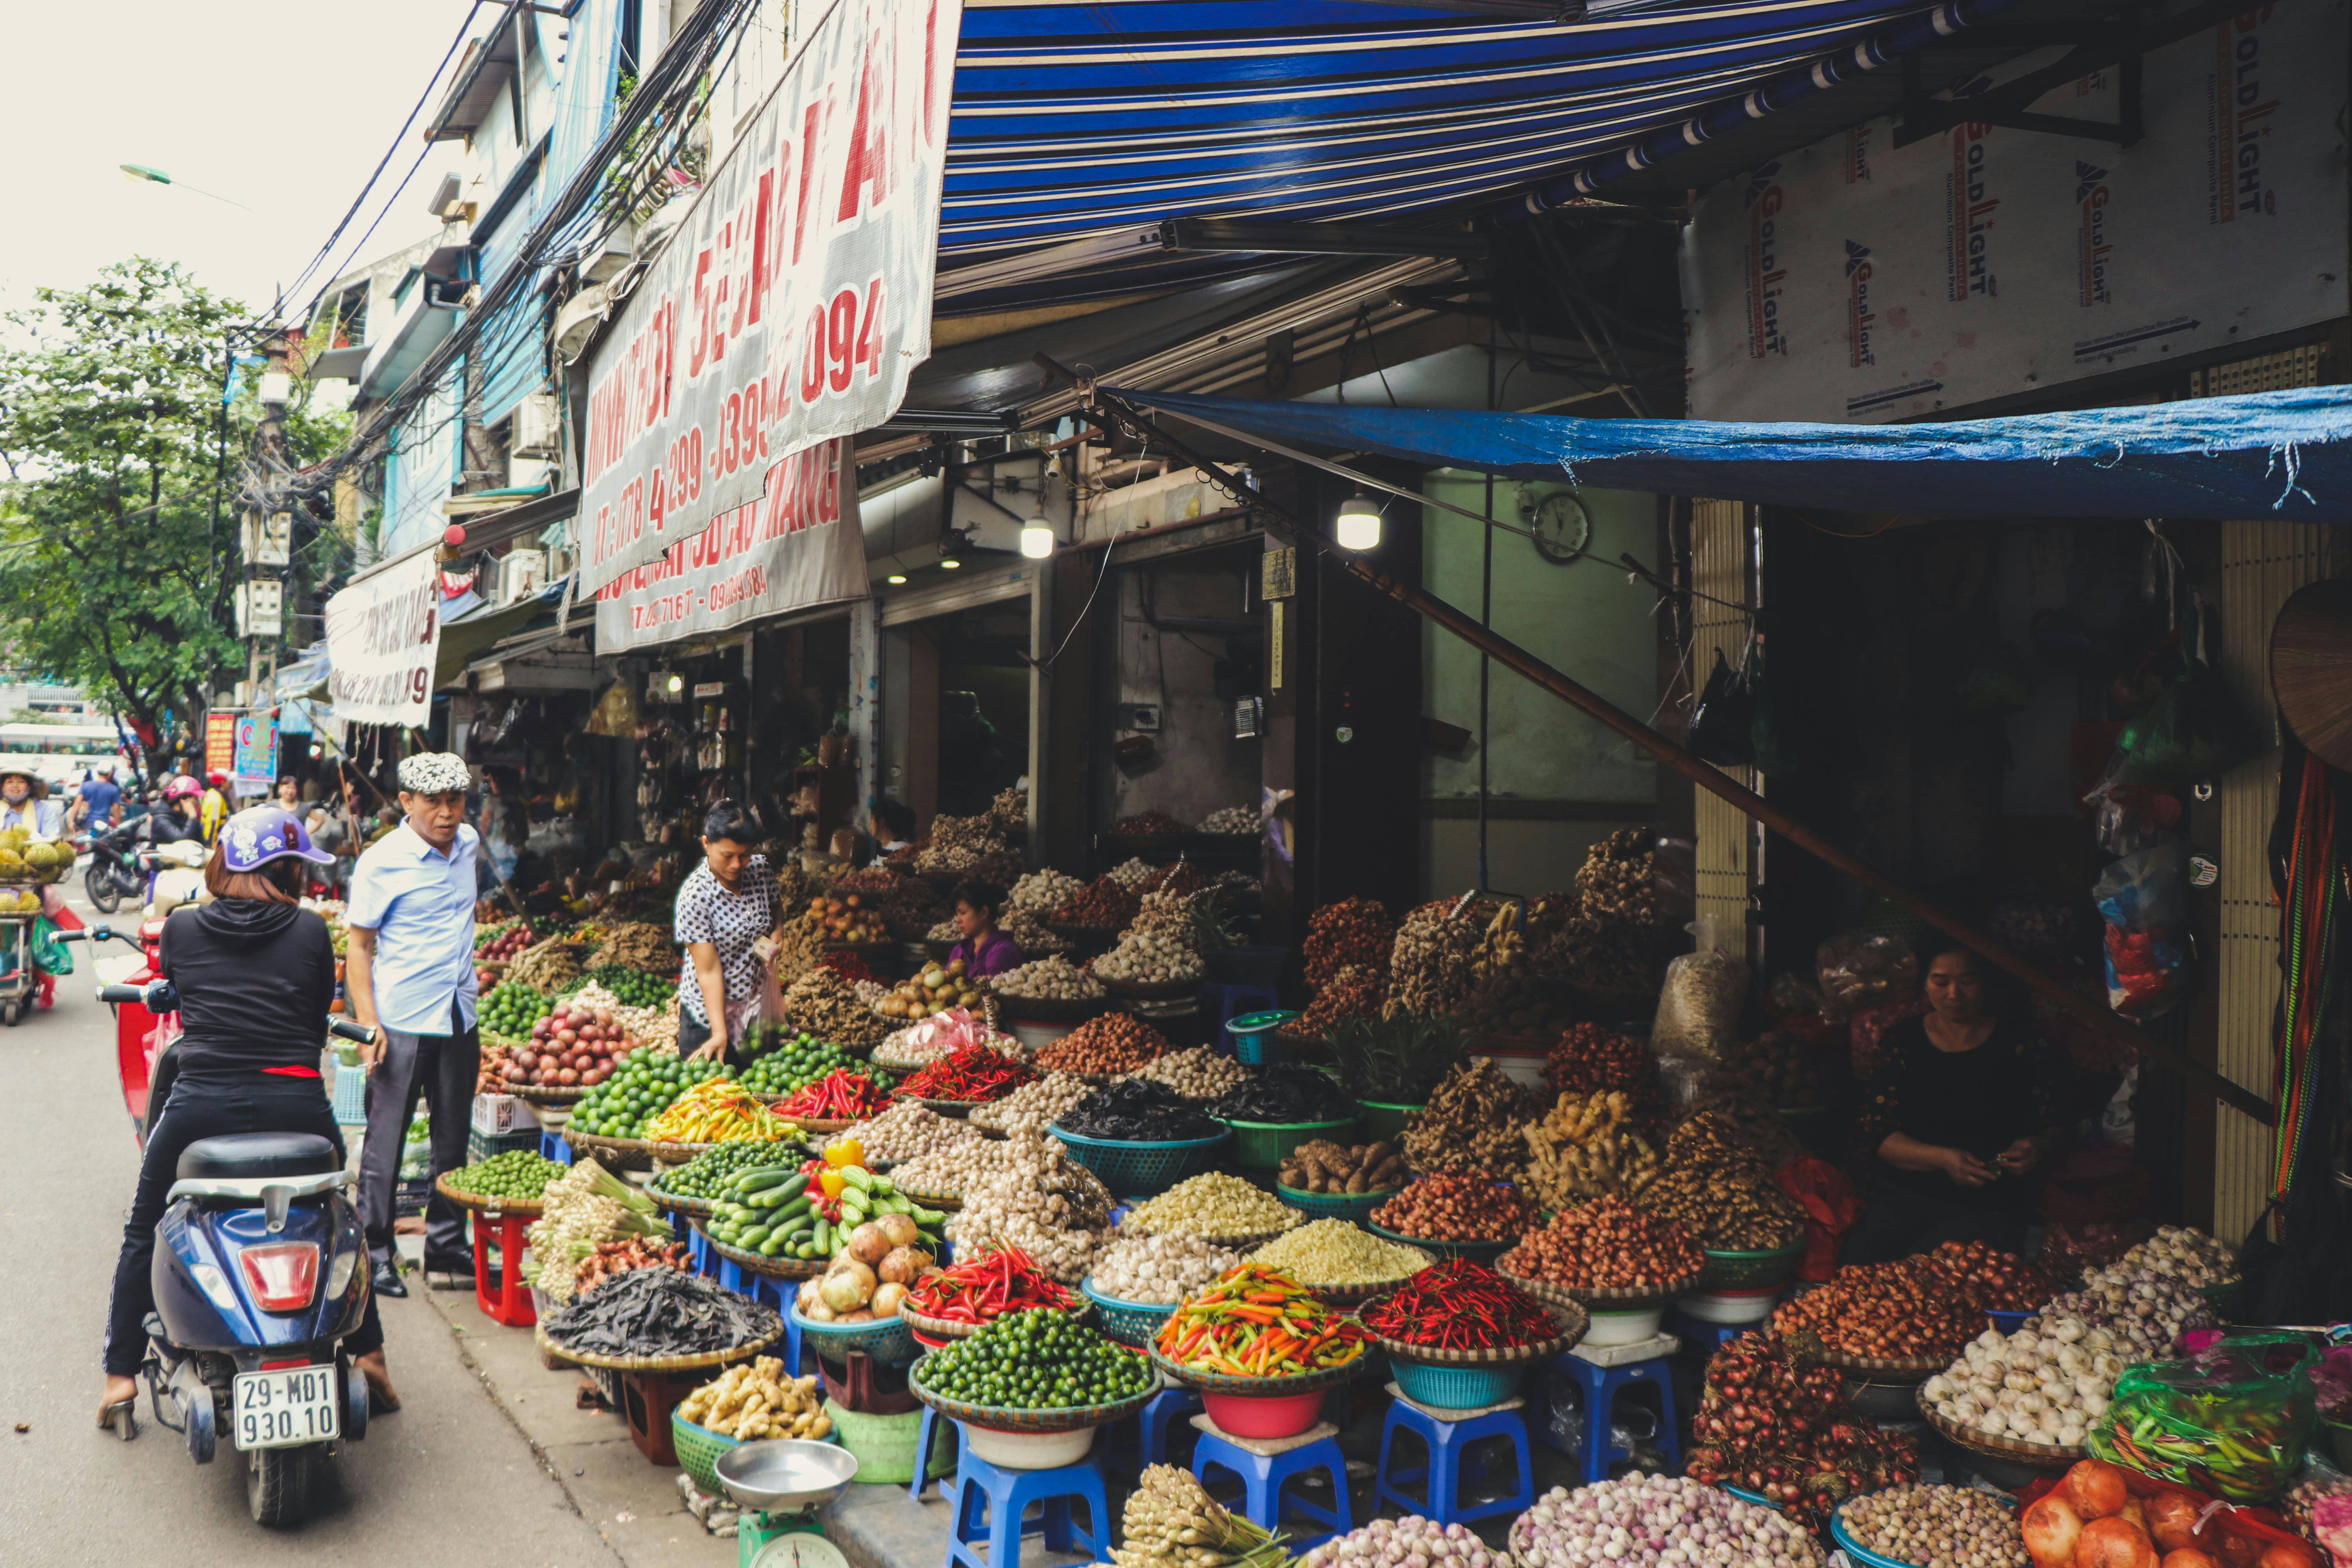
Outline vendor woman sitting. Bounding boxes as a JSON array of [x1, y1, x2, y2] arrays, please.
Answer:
[[1842, 943, 2065, 1266], [945, 879, 1020, 980]]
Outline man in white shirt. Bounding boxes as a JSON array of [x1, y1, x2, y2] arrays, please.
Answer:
[[345, 753, 480, 1297]]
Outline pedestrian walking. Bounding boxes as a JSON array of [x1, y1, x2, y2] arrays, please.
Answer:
[[343, 753, 479, 1297]]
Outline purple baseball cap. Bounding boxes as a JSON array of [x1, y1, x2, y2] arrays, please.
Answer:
[[220, 806, 336, 873]]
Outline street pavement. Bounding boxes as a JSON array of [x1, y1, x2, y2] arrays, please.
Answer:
[[0, 887, 628, 1566]]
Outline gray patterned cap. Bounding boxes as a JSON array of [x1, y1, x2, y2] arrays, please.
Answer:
[[396, 752, 470, 794]]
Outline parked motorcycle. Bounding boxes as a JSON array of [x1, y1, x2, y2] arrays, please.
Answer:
[[74, 818, 146, 913], [96, 976, 376, 1526]]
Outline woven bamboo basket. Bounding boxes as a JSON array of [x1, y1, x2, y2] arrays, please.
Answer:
[[559, 1129, 657, 1171], [1093, 975, 1200, 1002], [433, 1172, 548, 1218], [1497, 1266, 1706, 1314], [909, 1360, 1160, 1435], [1917, 1390, 2082, 1468], [1820, 1347, 1947, 1382], [694, 1224, 831, 1280], [899, 1293, 1091, 1344], [992, 993, 1111, 1024], [509, 1082, 590, 1105], [1367, 1299, 1588, 1367], [645, 1183, 717, 1219], [533, 1321, 783, 1374], [1146, 1345, 1365, 1397]]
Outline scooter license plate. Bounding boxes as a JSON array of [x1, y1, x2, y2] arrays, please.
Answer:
[[230, 1366, 340, 1450]]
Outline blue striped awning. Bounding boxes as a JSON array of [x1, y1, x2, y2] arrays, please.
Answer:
[[942, 0, 2027, 260]]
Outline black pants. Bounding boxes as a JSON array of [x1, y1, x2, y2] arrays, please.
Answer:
[[105, 1074, 385, 1377], [1840, 1181, 2028, 1267], [359, 1000, 479, 1270]]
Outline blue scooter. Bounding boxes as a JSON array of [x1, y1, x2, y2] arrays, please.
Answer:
[[97, 978, 378, 1527]]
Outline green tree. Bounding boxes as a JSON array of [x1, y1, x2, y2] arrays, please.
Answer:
[[0, 258, 347, 774]]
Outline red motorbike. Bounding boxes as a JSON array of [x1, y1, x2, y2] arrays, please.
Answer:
[[89, 921, 177, 1137]]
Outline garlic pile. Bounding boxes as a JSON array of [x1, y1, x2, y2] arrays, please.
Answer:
[[2040, 1271, 2214, 1359], [1124, 1045, 1252, 1101], [1093, 930, 1204, 985], [1924, 1316, 2123, 1450], [967, 1071, 1096, 1136], [835, 1101, 983, 1163], [1009, 869, 1083, 916], [944, 1135, 1114, 1283], [2105, 1224, 2239, 1289], [993, 954, 1104, 1000], [1197, 806, 1257, 835], [1509, 1476, 1824, 1568], [1087, 1232, 1243, 1305], [1004, 913, 1071, 956], [1107, 857, 1160, 889]]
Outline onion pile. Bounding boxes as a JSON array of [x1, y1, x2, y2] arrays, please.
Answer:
[[2036, 1270, 2214, 1361], [1508, 1476, 1825, 1568], [2106, 1224, 2238, 1288], [1299, 1517, 1498, 1568]]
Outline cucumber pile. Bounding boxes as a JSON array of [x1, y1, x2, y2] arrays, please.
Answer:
[[706, 1164, 947, 1261]]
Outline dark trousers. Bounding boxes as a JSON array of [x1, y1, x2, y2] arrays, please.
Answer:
[[1840, 1181, 2028, 1267], [359, 1000, 479, 1270], [105, 1074, 384, 1376]]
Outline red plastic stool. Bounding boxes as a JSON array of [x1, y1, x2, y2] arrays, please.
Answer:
[[470, 1209, 535, 1327], [617, 1369, 694, 1465]]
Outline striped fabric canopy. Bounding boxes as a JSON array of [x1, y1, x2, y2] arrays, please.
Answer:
[[942, 0, 2016, 260]]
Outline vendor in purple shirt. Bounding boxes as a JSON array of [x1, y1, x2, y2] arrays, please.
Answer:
[[947, 879, 1020, 979]]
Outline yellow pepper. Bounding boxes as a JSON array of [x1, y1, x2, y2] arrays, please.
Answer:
[[818, 1169, 848, 1199], [824, 1136, 864, 1168]]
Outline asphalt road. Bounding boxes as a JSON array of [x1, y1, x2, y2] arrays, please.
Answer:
[[0, 889, 625, 1566]]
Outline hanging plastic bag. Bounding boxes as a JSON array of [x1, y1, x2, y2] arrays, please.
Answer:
[[1686, 648, 1755, 767], [2094, 843, 2190, 1019], [2082, 749, 2184, 856], [1651, 947, 1748, 1059], [2087, 1334, 2320, 1503], [1775, 1157, 1860, 1284], [2116, 619, 2258, 786], [29, 916, 73, 976], [1746, 640, 1795, 775]]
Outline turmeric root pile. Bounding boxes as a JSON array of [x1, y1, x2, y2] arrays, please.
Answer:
[[1278, 1138, 1409, 1195]]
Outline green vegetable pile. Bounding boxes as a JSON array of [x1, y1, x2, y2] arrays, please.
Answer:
[[707, 1162, 945, 1261], [445, 1149, 567, 1201], [480, 981, 552, 1036], [655, 1140, 808, 1201], [583, 965, 676, 1009], [739, 1034, 875, 1095], [916, 1308, 1153, 1410], [568, 1048, 727, 1140]]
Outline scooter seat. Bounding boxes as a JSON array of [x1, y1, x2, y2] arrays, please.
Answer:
[[176, 1133, 341, 1181]]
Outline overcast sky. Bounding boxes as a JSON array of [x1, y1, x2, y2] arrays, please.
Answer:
[[2, 1, 483, 322]]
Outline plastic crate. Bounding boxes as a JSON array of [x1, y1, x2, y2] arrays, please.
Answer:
[[470, 1093, 538, 1136], [1080, 1278, 1179, 1347], [329, 1057, 369, 1126], [1047, 1124, 1232, 1199], [1392, 1359, 1528, 1411], [467, 1127, 540, 1164], [394, 1174, 432, 1218], [1700, 1240, 1804, 1290], [1224, 1115, 1354, 1171]]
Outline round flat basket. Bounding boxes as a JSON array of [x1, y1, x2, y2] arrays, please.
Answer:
[[1821, 1348, 1947, 1383], [1560, 1271, 1708, 1313], [1147, 1345, 1363, 1399], [900, 1293, 1090, 1345], [1047, 1123, 1232, 1199], [909, 1359, 1160, 1436], [892, 1181, 963, 1213], [776, 1116, 857, 1136], [556, 1129, 656, 1171], [1120, 1222, 1293, 1252], [1828, 1500, 1984, 1568], [1370, 1302, 1586, 1368], [911, 1096, 991, 1118], [791, 1304, 916, 1365], [1275, 1185, 1401, 1224], [1702, 1241, 1804, 1291], [1078, 1279, 1180, 1347], [1295, 1273, 1428, 1309], [644, 1138, 727, 1165], [995, 993, 1111, 1024], [1366, 1221, 1516, 1264], [534, 1320, 782, 1374], [509, 1082, 590, 1105], [645, 1183, 716, 1219], [1094, 975, 1200, 1001], [433, 1172, 548, 1217], [869, 1049, 944, 1076], [1917, 1390, 2082, 1469], [693, 1223, 831, 1281]]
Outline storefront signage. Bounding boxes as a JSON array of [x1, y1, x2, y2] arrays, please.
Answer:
[[321, 547, 444, 730], [594, 438, 867, 651], [1683, 5, 2349, 422], [232, 711, 279, 795], [203, 711, 236, 779], [578, 0, 962, 593]]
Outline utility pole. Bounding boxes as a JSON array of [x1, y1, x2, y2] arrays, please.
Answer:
[[235, 331, 296, 793]]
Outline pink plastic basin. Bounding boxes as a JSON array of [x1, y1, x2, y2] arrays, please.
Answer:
[[1202, 1388, 1325, 1440]]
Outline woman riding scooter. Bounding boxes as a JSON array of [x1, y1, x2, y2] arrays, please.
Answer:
[[147, 776, 207, 846], [99, 806, 398, 1429]]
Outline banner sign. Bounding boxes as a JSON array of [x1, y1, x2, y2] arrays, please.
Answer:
[[1683, 4, 2349, 423], [203, 712, 236, 779], [579, 0, 960, 593], [594, 439, 866, 650], [321, 547, 443, 730], [232, 711, 279, 795]]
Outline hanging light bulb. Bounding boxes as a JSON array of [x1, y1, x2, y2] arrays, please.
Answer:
[[1335, 491, 1382, 551], [1019, 505, 1056, 560]]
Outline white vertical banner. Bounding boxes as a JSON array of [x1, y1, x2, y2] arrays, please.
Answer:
[[579, 0, 961, 594], [322, 548, 444, 730]]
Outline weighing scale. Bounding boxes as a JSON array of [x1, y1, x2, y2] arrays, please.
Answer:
[[714, 1439, 861, 1568]]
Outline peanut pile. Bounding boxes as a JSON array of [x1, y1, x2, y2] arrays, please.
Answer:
[[1035, 1013, 1166, 1074], [1304, 897, 1393, 986]]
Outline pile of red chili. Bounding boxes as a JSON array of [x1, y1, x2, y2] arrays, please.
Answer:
[[896, 1044, 1038, 1103], [816, 950, 877, 984], [1360, 1259, 1564, 1352], [773, 1069, 895, 1120], [903, 1243, 1074, 1323]]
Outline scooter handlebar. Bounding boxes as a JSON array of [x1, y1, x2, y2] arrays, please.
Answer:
[[95, 985, 148, 1005], [328, 1019, 376, 1044]]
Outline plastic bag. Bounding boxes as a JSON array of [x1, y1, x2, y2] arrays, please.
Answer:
[[1815, 931, 1918, 1019], [1686, 648, 1755, 767], [1775, 1157, 1860, 1284], [2118, 626, 2257, 786], [2087, 1333, 2321, 1503], [2094, 843, 2190, 1019], [29, 916, 73, 976], [1650, 947, 1748, 1059], [2083, 748, 2184, 856], [1746, 641, 1795, 775]]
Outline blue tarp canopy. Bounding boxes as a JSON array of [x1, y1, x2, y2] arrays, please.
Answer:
[[1115, 387, 2352, 525]]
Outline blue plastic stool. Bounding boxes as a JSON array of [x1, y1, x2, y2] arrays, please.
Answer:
[[1543, 1352, 1680, 1482], [1375, 1401, 1534, 1526], [1106, 1386, 1205, 1471], [944, 1436, 1108, 1568], [910, 1402, 951, 1499], [1192, 1427, 1350, 1551], [688, 1228, 719, 1279], [1665, 1313, 1747, 1357], [540, 1131, 572, 1165], [1202, 984, 1282, 1043]]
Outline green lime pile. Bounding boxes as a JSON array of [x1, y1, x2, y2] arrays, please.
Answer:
[[915, 1309, 1152, 1410], [445, 1149, 566, 1201], [739, 1034, 869, 1094], [655, 1140, 807, 1201], [586, 966, 676, 1009], [480, 981, 550, 1035], [568, 1048, 726, 1140]]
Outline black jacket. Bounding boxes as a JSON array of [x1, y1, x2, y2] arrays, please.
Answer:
[[159, 899, 338, 1078]]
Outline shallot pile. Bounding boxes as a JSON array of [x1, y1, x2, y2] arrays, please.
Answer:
[[1684, 1329, 1919, 1532], [1508, 1475, 1826, 1568]]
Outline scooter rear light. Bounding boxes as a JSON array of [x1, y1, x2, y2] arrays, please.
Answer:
[[237, 1243, 319, 1312]]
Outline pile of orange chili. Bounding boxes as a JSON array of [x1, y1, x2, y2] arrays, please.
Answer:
[[1152, 1263, 1366, 1379]]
